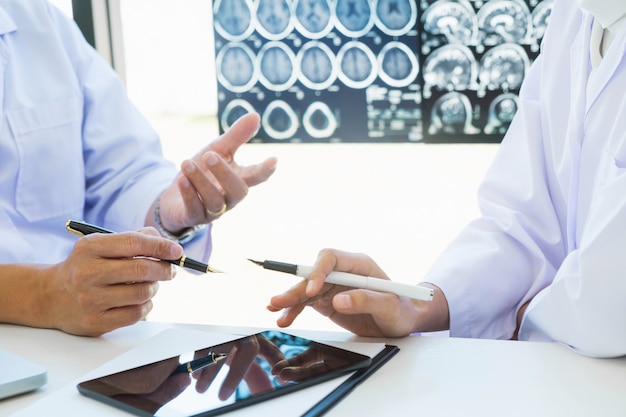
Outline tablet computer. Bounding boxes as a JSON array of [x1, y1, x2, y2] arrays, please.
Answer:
[[77, 330, 372, 417]]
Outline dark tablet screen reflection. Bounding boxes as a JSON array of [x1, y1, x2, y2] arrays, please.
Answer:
[[78, 330, 371, 417]]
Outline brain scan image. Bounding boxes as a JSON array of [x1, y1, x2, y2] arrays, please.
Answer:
[[303, 102, 338, 138], [262, 100, 299, 139], [335, 0, 374, 37], [531, 0, 553, 43], [294, 0, 334, 38], [258, 42, 298, 90], [220, 99, 256, 132], [477, 0, 532, 46], [213, 0, 254, 41], [297, 41, 337, 89], [375, 0, 417, 36], [479, 44, 529, 92], [216, 43, 257, 92], [378, 42, 419, 88], [484, 93, 519, 134], [422, 45, 477, 97], [256, 0, 294, 39], [337, 42, 377, 88], [212, 0, 554, 143], [422, 0, 477, 51], [428, 91, 480, 135]]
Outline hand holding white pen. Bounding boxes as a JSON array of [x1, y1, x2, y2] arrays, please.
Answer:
[[249, 259, 434, 301]]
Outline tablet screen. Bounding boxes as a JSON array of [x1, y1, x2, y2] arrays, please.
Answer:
[[77, 330, 371, 416]]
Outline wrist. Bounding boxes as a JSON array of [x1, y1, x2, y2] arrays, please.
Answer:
[[413, 283, 450, 333], [153, 193, 206, 244]]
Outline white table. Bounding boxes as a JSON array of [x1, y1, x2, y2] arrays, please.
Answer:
[[2, 321, 626, 416]]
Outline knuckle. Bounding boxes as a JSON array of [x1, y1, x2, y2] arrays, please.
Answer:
[[137, 282, 160, 302], [121, 232, 142, 253], [131, 260, 152, 278]]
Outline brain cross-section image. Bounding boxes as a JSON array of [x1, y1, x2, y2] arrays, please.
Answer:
[[420, 0, 553, 143], [213, 0, 423, 143], [212, 0, 553, 143]]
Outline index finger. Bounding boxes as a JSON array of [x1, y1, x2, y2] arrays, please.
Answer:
[[305, 250, 343, 297], [80, 231, 183, 262], [208, 113, 261, 161]]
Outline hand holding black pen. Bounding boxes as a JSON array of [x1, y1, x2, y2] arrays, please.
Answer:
[[66, 220, 221, 274], [33, 220, 191, 337]]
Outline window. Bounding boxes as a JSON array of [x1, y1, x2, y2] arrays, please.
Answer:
[[120, 0, 217, 118]]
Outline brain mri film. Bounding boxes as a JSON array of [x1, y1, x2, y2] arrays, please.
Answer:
[[477, 0, 532, 46], [422, 44, 477, 97], [216, 43, 257, 92], [335, 0, 375, 37], [214, 0, 255, 40], [212, 0, 552, 143], [294, 0, 334, 38], [258, 42, 298, 90], [484, 93, 519, 134], [422, 0, 477, 52], [420, 0, 549, 143], [478, 44, 530, 92], [256, 0, 294, 39]]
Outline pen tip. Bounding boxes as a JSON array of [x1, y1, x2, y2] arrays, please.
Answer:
[[247, 259, 263, 266]]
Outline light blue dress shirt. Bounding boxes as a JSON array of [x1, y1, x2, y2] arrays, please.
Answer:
[[0, 0, 208, 264]]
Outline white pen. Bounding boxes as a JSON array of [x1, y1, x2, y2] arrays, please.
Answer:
[[249, 259, 434, 301]]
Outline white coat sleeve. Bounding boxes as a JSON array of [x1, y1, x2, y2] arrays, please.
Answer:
[[518, 170, 626, 358], [423, 53, 565, 341]]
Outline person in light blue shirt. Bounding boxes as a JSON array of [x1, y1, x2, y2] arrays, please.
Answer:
[[0, 0, 276, 336]]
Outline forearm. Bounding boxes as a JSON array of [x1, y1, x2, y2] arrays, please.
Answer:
[[0, 264, 53, 329]]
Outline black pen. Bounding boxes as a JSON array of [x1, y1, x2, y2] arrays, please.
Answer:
[[65, 219, 221, 274], [173, 352, 228, 374]]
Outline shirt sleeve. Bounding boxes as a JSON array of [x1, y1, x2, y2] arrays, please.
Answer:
[[46, 4, 212, 254], [423, 53, 566, 340]]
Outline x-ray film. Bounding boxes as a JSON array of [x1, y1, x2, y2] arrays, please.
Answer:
[[212, 0, 553, 143], [420, 0, 553, 143]]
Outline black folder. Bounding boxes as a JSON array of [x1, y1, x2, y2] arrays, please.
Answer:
[[301, 344, 400, 417]]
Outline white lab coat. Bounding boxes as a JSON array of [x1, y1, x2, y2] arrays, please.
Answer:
[[424, 0, 626, 358]]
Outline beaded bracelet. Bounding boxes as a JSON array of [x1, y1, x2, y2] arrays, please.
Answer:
[[153, 193, 206, 244]]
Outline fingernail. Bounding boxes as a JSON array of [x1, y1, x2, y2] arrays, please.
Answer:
[[306, 279, 316, 294], [205, 152, 218, 166], [180, 177, 191, 189], [182, 160, 195, 174], [170, 243, 184, 259], [334, 294, 352, 309]]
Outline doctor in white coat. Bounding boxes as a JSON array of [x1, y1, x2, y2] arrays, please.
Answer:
[[268, 0, 626, 358]]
